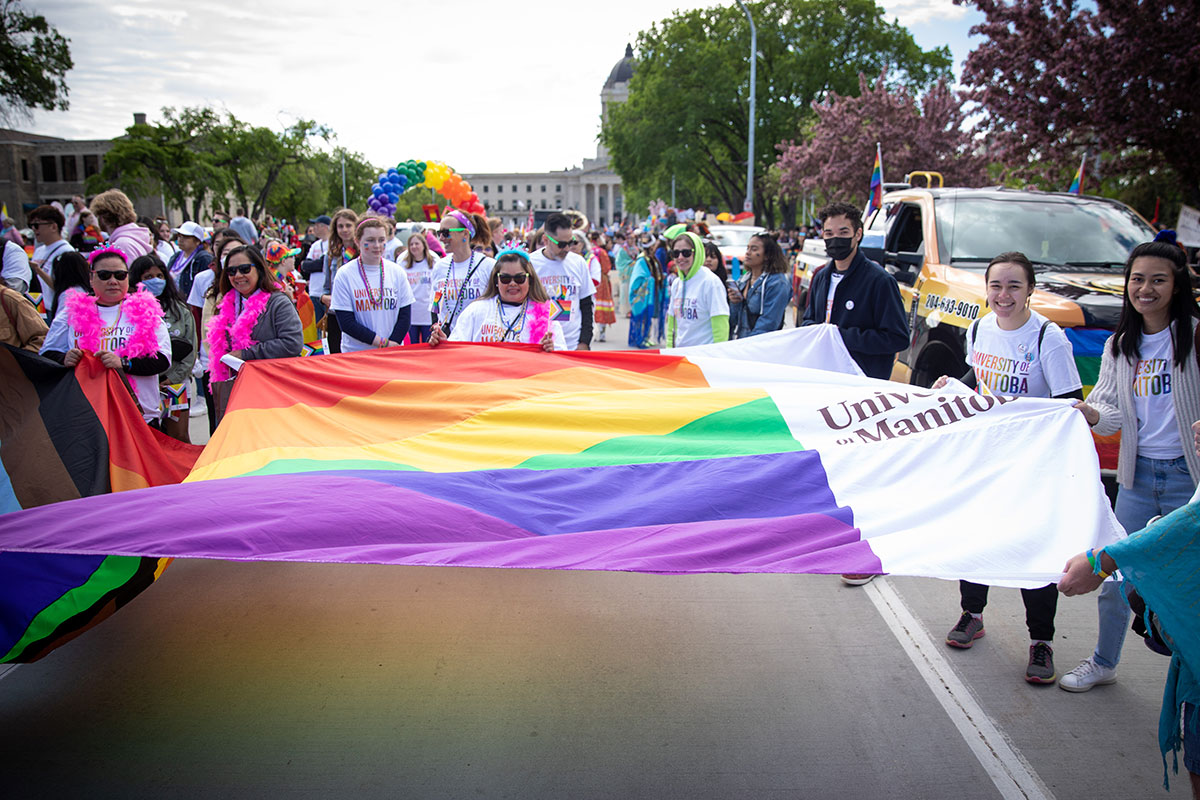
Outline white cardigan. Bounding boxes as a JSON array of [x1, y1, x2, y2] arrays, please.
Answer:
[[1087, 319, 1200, 489]]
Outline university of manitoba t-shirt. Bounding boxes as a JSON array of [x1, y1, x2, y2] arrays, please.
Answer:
[[669, 267, 730, 347], [449, 298, 567, 349], [330, 259, 415, 353], [40, 298, 171, 421], [965, 310, 1081, 397], [430, 253, 495, 328], [1132, 327, 1182, 458], [529, 249, 594, 350]]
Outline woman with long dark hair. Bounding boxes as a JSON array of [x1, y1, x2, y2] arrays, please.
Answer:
[[317, 208, 360, 354], [1065, 231, 1200, 693], [728, 233, 790, 338]]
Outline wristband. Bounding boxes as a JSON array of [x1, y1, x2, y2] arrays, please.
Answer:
[[1087, 548, 1111, 579]]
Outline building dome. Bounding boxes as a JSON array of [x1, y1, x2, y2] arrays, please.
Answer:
[[604, 44, 634, 89]]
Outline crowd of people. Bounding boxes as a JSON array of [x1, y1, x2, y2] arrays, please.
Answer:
[[3, 189, 1200, 794]]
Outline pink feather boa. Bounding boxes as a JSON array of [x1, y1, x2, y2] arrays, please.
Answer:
[[65, 287, 164, 357], [526, 300, 551, 343], [207, 290, 271, 381]]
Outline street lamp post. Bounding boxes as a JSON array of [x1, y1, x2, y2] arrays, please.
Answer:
[[340, 151, 347, 208], [735, 0, 756, 216]]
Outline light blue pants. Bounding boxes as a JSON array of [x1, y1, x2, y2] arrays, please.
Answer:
[[1094, 455, 1195, 669]]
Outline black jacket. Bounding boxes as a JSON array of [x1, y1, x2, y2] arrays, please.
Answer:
[[801, 250, 910, 380]]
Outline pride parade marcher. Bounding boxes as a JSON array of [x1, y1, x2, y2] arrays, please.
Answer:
[[529, 212, 594, 351], [666, 231, 729, 347], [189, 231, 246, 435], [398, 232, 436, 343], [40, 245, 171, 424], [129, 254, 196, 442], [1067, 232, 1200, 693], [263, 239, 319, 350], [932, 251, 1082, 684], [587, 230, 617, 342], [0, 283, 47, 351], [728, 233, 790, 338], [207, 245, 303, 393], [27, 204, 74, 317], [431, 209, 494, 335], [628, 236, 664, 349], [429, 247, 565, 351], [89, 189, 152, 261], [317, 209, 360, 354], [166, 221, 213, 299], [330, 218, 414, 352]]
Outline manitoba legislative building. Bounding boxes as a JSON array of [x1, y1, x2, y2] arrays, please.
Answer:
[[464, 45, 633, 230]]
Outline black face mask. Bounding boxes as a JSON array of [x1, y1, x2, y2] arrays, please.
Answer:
[[825, 236, 855, 261]]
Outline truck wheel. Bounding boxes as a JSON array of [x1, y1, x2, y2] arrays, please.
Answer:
[[911, 341, 962, 388]]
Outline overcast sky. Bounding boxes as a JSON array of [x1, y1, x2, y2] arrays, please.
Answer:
[[26, 0, 980, 175]]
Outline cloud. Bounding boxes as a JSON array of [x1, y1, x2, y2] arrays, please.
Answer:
[[883, 0, 968, 26]]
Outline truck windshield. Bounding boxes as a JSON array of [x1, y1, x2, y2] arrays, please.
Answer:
[[937, 196, 1154, 268]]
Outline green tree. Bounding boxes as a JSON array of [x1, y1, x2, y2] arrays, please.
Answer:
[[265, 146, 378, 222], [88, 107, 228, 222], [211, 117, 331, 219], [0, 0, 72, 123], [602, 0, 951, 226]]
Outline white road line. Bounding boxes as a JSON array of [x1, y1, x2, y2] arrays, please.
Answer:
[[864, 577, 1055, 800], [0, 663, 20, 682]]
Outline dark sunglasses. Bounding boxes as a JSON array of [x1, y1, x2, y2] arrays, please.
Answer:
[[93, 269, 128, 281], [671, 249, 694, 259], [497, 273, 528, 285], [225, 264, 255, 275], [544, 232, 569, 248], [436, 227, 466, 239]]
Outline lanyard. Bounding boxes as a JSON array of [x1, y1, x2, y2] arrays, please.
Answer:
[[356, 259, 385, 309], [444, 253, 480, 327], [496, 299, 527, 342]]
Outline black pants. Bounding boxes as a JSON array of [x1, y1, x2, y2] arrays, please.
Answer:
[[199, 371, 217, 436], [959, 580, 1058, 641], [326, 309, 342, 354]]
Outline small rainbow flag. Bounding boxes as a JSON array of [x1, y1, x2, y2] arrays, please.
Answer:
[[1068, 153, 1086, 195], [867, 143, 884, 217]]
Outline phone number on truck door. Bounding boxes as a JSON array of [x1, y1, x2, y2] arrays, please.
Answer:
[[923, 293, 980, 320]]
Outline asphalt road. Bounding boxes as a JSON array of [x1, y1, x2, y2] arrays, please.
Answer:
[[0, 298, 1176, 799]]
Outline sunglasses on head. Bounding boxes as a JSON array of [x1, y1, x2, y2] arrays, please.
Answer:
[[671, 249, 694, 259], [93, 269, 128, 281], [436, 227, 466, 239], [225, 264, 255, 275], [497, 273, 528, 285]]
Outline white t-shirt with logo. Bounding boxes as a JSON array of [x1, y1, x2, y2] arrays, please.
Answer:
[[825, 270, 846, 323], [449, 298, 567, 349], [40, 297, 172, 421], [330, 258, 415, 353], [431, 252, 495, 329], [32, 239, 74, 313], [669, 267, 730, 347], [1132, 327, 1182, 458], [966, 310, 1081, 398], [307, 239, 329, 297], [186, 267, 217, 372], [402, 258, 436, 326], [529, 249, 594, 350]]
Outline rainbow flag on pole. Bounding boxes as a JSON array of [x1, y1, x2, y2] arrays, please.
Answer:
[[1068, 152, 1086, 195], [1, 329, 1121, 595], [866, 143, 884, 217]]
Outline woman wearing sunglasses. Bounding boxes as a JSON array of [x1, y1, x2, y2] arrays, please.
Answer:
[[330, 217, 414, 352], [666, 231, 730, 347], [432, 208, 494, 335], [206, 245, 303, 385], [41, 245, 172, 423], [429, 248, 564, 351]]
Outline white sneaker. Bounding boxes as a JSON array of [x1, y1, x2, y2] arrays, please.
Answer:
[[1059, 656, 1117, 692], [840, 574, 877, 586]]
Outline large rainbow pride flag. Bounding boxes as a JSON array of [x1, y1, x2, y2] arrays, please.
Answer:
[[1, 327, 1121, 589]]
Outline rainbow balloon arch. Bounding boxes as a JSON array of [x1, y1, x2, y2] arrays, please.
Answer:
[[366, 159, 484, 218]]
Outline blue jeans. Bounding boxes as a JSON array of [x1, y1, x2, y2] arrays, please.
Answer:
[[1094, 455, 1194, 669], [408, 324, 432, 344]]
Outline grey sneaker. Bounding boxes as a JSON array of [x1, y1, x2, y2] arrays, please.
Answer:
[[1059, 656, 1117, 692], [946, 611, 985, 648], [1025, 642, 1057, 684]]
